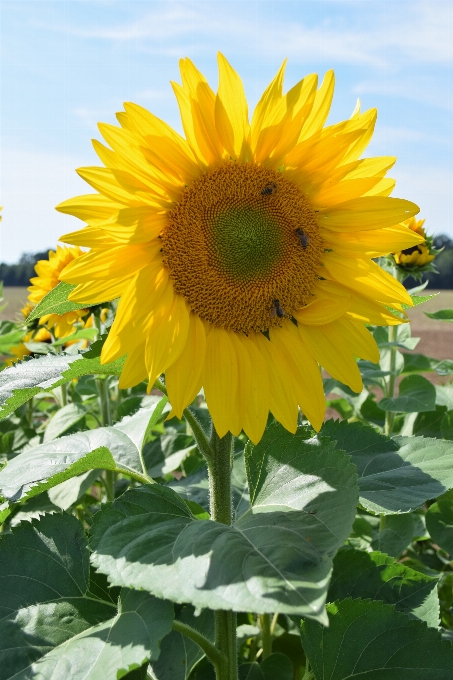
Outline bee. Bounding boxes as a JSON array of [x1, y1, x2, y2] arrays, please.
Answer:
[[261, 183, 277, 196], [296, 228, 309, 249], [271, 299, 285, 319]]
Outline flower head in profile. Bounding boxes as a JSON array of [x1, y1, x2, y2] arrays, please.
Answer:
[[393, 217, 436, 272], [57, 54, 421, 443], [28, 245, 89, 337]]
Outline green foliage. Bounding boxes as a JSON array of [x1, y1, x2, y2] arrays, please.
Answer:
[[1, 278, 453, 680], [89, 425, 358, 621], [0, 512, 174, 679], [26, 281, 96, 321], [301, 598, 453, 679]]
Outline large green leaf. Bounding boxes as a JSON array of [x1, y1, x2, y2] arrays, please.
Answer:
[[0, 512, 173, 680], [43, 402, 88, 442], [90, 425, 358, 621], [426, 490, 453, 555], [322, 420, 453, 514], [371, 513, 416, 558], [300, 598, 453, 680], [26, 281, 97, 322], [329, 549, 439, 627], [402, 353, 453, 376], [0, 352, 125, 420], [379, 374, 436, 413], [0, 402, 168, 502], [149, 606, 214, 680]]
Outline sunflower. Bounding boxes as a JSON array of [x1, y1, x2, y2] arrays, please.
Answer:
[[28, 245, 89, 337], [394, 217, 435, 268], [57, 54, 421, 443], [5, 304, 52, 365]]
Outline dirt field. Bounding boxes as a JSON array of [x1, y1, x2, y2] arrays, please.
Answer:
[[2, 286, 452, 359], [0, 287, 29, 321]]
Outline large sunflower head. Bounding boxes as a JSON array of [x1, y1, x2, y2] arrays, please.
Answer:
[[57, 54, 421, 443], [28, 245, 89, 337]]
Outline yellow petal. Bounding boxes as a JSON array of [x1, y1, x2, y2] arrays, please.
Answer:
[[56, 193, 122, 221], [215, 53, 250, 160], [122, 102, 201, 182], [66, 275, 132, 305], [298, 322, 363, 393], [323, 253, 413, 306], [61, 243, 160, 283], [59, 226, 121, 248], [76, 166, 170, 208], [119, 343, 147, 389], [321, 223, 425, 258], [251, 60, 287, 152], [145, 294, 190, 386], [96, 207, 168, 244], [236, 334, 270, 444], [342, 156, 396, 181], [294, 294, 351, 326], [298, 70, 335, 142], [315, 279, 405, 326], [269, 322, 325, 431], [335, 316, 380, 363], [340, 108, 377, 165], [202, 326, 239, 438], [318, 197, 419, 232], [166, 312, 206, 419], [228, 332, 252, 437], [311, 177, 384, 208], [253, 333, 299, 434]]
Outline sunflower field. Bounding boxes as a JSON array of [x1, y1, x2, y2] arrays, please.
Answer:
[[1, 55, 453, 680]]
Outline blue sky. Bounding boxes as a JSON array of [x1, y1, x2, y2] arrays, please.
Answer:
[[1, 0, 453, 262]]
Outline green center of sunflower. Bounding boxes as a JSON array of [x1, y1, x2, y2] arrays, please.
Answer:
[[162, 162, 324, 333], [211, 206, 283, 280]]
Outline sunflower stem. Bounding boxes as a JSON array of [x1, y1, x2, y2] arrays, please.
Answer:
[[97, 376, 114, 500], [384, 323, 398, 436], [259, 613, 272, 659], [208, 426, 237, 680]]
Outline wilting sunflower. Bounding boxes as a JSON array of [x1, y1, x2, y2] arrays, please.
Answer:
[[57, 55, 422, 443], [28, 245, 89, 337], [394, 217, 435, 269]]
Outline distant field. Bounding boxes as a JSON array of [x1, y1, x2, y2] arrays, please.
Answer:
[[1, 287, 29, 321], [2, 286, 452, 359]]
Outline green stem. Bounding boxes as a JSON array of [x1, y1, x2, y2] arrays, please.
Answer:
[[154, 377, 214, 464], [60, 383, 68, 407], [97, 377, 114, 500], [384, 323, 398, 436], [209, 426, 237, 680], [259, 613, 272, 660], [172, 621, 225, 671]]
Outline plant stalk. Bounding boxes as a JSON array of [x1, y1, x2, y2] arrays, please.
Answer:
[[97, 377, 114, 500], [384, 323, 398, 436], [259, 613, 272, 660], [209, 426, 237, 680]]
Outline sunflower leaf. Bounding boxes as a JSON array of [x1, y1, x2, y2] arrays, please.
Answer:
[[300, 598, 453, 680], [90, 426, 358, 621], [321, 419, 453, 514], [426, 490, 453, 555], [0, 512, 174, 680], [0, 404, 165, 502], [378, 374, 436, 413], [329, 549, 439, 627], [26, 281, 97, 322], [424, 308, 453, 322], [0, 351, 125, 419]]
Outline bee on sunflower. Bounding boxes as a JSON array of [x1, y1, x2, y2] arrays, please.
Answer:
[[57, 54, 422, 443]]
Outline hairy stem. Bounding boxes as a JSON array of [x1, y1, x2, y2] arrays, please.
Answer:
[[259, 613, 272, 660], [97, 377, 114, 500], [209, 426, 237, 680], [172, 621, 225, 671], [384, 323, 398, 436]]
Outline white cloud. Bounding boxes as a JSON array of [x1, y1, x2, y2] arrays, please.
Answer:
[[35, 0, 453, 67], [353, 77, 453, 112], [0, 149, 90, 263]]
